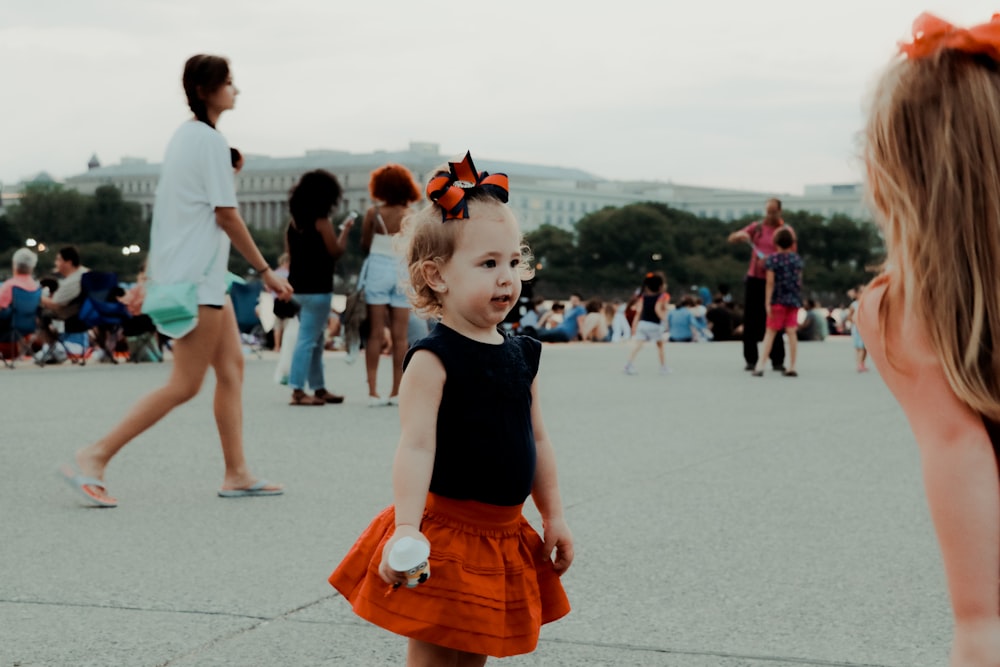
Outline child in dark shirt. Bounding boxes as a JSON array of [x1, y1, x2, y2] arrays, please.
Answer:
[[329, 152, 573, 665], [752, 226, 802, 377]]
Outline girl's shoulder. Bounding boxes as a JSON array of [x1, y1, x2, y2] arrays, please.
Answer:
[[858, 275, 937, 372]]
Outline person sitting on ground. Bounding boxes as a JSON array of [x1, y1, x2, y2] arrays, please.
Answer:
[[518, 297, 544, 338], [705, 295, 736, 341], [579, 298, 609, 342], [666, 295, 697, 342], [536, 301, 563, 330], [691, 296, 713, 341], [797, 299, 828, 341], [537, 293, 587, 343]]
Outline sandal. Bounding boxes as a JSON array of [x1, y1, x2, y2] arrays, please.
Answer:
[[783, 370, 798, 377], [314, 389, 345, 404], [290, 389, 325, 406]]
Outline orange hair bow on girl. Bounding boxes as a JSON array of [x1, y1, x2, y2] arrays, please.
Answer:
[[899, 12, 1000, 61], [426, 151, 509, 221]]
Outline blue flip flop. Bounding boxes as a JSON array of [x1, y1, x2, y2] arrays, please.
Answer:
[[217, 480, 284, 498], [58, 464, 118, 508]]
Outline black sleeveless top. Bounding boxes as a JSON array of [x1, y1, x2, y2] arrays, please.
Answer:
[[640, 293, 662, 324], [286, 222, 335, 294], [403, 324, 541, 506]]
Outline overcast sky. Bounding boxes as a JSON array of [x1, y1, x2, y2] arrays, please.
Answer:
[[3, 1, 995, 194]]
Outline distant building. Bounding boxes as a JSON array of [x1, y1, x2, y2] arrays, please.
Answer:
[[46, 142, 868, 230]]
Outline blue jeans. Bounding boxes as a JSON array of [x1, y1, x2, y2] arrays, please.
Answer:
[[289, 293, 331, 391]]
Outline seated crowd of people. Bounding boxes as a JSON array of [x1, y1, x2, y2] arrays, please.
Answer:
[[0, 245, 162, 364], [507, 284, 841, 345]]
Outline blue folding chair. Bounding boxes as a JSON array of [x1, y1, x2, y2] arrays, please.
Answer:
[[1, 286, 42, 368], [73, 271, 131, 364], [229, 281, 266, 358]]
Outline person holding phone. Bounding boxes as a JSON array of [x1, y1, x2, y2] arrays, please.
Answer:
[[285, 170, 354, 406], [727, 198, 794, 372]]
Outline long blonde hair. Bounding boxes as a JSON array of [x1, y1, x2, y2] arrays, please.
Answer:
[[865, 49, 1000, 420]]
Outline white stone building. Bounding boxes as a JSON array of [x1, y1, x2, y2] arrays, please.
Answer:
[[23, 142, 869, 230]]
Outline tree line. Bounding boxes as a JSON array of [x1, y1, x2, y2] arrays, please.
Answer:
[[525, 202, 883, 306], [0, 184, 882, 305]]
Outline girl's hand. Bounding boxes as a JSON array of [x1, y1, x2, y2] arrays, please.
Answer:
[[541, 517, 574, 575], [378, 525, 429, 586], [264, 271, 293, 301]]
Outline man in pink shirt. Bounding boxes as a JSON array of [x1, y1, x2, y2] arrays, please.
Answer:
[[0, 248, 40, 310], [727, 198, 794, 372]]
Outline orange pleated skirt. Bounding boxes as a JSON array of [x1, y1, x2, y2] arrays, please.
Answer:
[[329, 493, 570, 657]]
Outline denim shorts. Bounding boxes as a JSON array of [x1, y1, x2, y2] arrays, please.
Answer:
[[362, 253, 409, 309], [635, 320, 663, 342]]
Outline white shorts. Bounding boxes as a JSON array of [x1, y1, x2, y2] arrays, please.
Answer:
[[635, 320, 663, 342]]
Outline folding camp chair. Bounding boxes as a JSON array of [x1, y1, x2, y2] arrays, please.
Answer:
[[0, 287, 42, 368], [73, 271, 131, 364], [229, 281, 266, 358], [122, 314, 163, 363], [34, 271, 129, 366]]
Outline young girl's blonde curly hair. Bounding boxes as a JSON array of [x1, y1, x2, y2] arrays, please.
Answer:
[[402, 194, 534, 319]]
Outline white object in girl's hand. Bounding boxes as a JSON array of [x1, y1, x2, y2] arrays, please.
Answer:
[[388, 536, 431, 588]]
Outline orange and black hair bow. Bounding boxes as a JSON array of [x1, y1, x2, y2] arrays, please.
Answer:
[[425, 151, 509, 221], [899, 12, 1000, 61]]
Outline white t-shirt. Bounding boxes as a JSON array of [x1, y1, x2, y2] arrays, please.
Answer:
[[148, 120, 236, 306]]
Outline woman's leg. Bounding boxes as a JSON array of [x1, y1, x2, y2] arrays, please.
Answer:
[[76, 306, 223, 481], [305, 297, 331, 392], [406, 639, 486, 667], [289, 294, 327, 391], [366, 303, 388, 397], [655, 339, 665, 366], [388, 307, 410, 398]]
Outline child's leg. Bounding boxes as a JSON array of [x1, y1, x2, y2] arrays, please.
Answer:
[[626, 338, 644, 365], [918, 433, 1000, 666], [407, 639, 487, 667], [785, 328, 797, 372], [755, 329, 777, 372]]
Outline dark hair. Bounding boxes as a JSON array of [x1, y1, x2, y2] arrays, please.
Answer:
[[58, 245, 81, 267], [288, 170, 343, 230], [642, 271, 665, 292], [767, 197, 783, 211], [230, 148, 242, 169], [183, 54, 230, 128], [774, 227, 795, 249], [369, 164, 420, 206]]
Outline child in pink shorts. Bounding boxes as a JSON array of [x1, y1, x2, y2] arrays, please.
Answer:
[[752, 226, 802, 377]]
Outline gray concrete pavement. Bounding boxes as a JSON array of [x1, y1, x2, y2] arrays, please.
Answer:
[[1, 337, 951, 666]]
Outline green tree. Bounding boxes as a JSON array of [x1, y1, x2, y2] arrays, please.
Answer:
[[84, 185, 146, 247], [5, 182, 88, 247], [523, 224, 578, 294]]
